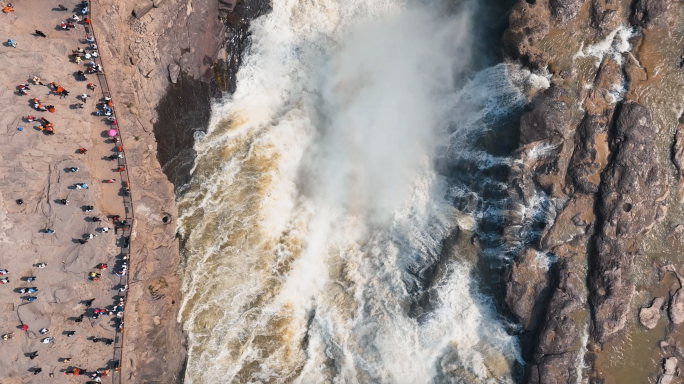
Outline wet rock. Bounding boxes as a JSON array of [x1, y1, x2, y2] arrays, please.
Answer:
[[505, 248, 552, 330], [624, 53, 648, 84], [541, 195, 594, 248], [672, 125, 684, 179], [168, 63, 180, 84], [659, 357, 678, 384], [631, 0, 671, 29], [527, 257, 586, 384], [502, 0, 550, 69], [670, 285, 684, 324], [567, 116, 610, 194], [550, 0, 583, 23], [519, 87, 570, 145], [590, 0, 619, 31], [591, 102, 669, 344], [639, 297, 664, 329]]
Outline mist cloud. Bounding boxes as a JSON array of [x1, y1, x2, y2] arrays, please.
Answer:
[[298, 7, 473, 225]]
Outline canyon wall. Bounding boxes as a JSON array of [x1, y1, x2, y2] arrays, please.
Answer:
[[502, 0, 684, 382]]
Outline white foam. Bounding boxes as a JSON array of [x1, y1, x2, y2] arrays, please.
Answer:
[[574, 25, 637, 66], [176, 0, 534, 382]]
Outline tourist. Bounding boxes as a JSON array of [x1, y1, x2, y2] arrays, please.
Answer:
[[84, 298, 95, 307], [28, 351, 38, 359], [36, 263, 47, 268], [0, 269, 7, 275], [34, 30, 46, 38], [60, 199, 68, 205], [0, 278, 9, 284], [70, 167, 78, 172], [21, 324, 28, 331], [39, 328, 48, 334], [79, 148, 87, 154], [45, 228, 54, 234], [41, 337, 54, 343], [66, 331, 75, 337], [33, 367, 42, 375], [106, 179, 116, 183], [7, 38, 17, 48]]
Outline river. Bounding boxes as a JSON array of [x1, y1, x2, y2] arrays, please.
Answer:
[[176, 0, 550, 382]]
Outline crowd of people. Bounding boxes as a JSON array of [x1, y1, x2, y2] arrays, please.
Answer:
[[2, 1, 132, 379]]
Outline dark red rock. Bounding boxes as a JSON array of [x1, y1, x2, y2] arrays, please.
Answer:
[[519, 87, 570, 145], [550, 0, 584, 23], [630, 0, 672, 29], [590, 102, 668, 344]]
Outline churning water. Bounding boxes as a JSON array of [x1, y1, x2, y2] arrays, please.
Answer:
[[177, 0, 548, 382]]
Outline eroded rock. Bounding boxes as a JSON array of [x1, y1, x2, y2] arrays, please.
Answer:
[[502, 0, 551, 69], [505, 248, 552, 330], [591, 102, 669, 344], [519, 87, 571, 145], [631, 0, 671, 29], [659, 357, 678, 384], [550, 0, 583, 23], [672, 124, 684, 179], [590, 0, 619, 31], [168, 63, 180, 84], [639, 297, 664, 329]]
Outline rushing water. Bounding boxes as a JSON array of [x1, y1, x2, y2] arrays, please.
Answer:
[[176, 0, 549, 382]]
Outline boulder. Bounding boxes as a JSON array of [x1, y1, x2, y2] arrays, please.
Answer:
[[168, 63, 180, 84], [639, 297, 664, 329], [659, 357, 678, 384]]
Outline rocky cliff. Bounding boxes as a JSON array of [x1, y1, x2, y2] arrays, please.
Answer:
[[91, 0, 270, 382], [90, 0, 219, 382], [502, 0, 684, 382]]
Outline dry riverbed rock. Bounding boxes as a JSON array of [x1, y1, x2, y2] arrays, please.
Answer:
[[659, 357, 678, 384], [639, 297, 664, 329]]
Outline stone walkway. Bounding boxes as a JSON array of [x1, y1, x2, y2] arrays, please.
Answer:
[[0, 1, 133, 382]]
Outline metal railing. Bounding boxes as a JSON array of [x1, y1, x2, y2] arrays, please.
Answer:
[[81, 3, 135, 383]]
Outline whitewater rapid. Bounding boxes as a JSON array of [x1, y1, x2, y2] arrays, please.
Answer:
[[177, 0, 548, 382]]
